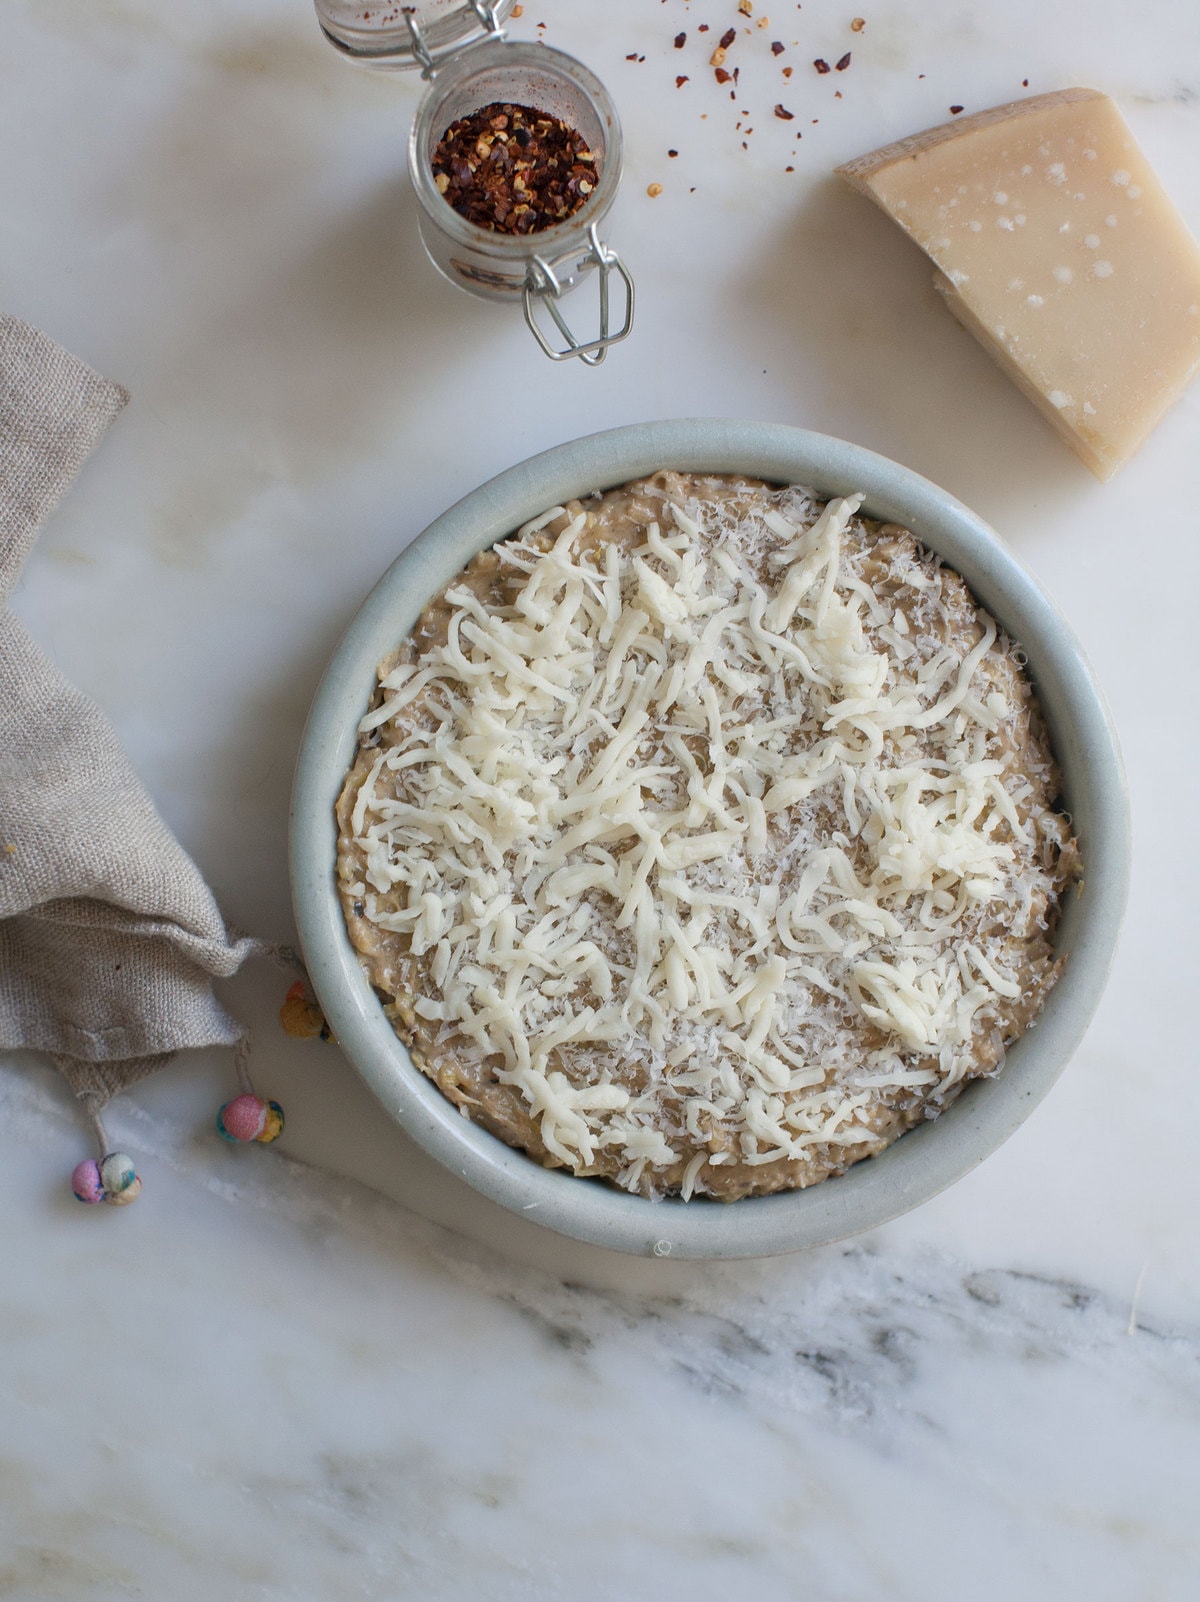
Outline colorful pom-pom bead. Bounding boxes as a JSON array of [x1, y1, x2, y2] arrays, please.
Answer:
[[99, 1152, 141, 1204], [258, 1101, 285, 1142], [72, 1159, 105, 1204], [218, 1094, 285, 1144], [72, 1152, 141, 1205], [280, 981, 330, 1040]]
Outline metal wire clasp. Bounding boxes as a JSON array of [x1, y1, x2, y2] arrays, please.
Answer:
[[404, 2, 506, 79], [522, 224, 635, 367]]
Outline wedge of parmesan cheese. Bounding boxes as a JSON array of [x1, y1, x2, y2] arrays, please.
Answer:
[[838, 89, 1200, 479]]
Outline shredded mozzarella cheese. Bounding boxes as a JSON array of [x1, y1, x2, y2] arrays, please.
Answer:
[[340, 477, 1072, 1198]]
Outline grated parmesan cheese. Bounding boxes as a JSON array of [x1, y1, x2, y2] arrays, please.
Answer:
[[336, 473, 1076, 1201]]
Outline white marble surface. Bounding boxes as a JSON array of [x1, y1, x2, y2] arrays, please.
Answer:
[[2, 1, 1199, 1596]]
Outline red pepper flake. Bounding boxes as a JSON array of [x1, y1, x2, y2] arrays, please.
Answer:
[[432, 101, 598, 236], [675, 74, 689, 87], [715, 67, 732, 83], [949, 104, 964, 114], [782, 66, 793, 77], [850, 15, 865, 31], [674, 31, 686, 47], [1022, 78, 1029, 87], [771, 40, 785, 54], [774, 104, 795, 120], [625, 53, 638, 60], [719, 27, 737, 48], [667, 148, 679, 157], [835, 51, 851, 70], [813, 57, 831, 73], [698, 23, 709, 31], [786, 164, 795, 171]]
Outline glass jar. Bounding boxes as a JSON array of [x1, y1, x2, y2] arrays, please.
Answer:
[[314, 1, 634, 365]]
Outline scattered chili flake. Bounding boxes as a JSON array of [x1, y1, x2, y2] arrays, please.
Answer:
[[676, 74, 689, 87], [771, 40, 785, 54], [698, 23, 709, 31], [774, 104, 795, 120], [647, 183, 663, 198], [431, 102, 598, 236], [674, 31, 686, 47], [719, 27, 737, 48], [785, 164, 794, 171], [782, 66, 792, 77], [1022, 78, 1029, 87], [715, 67, 732, 83], [667, 148, 679, 157], [625, 53, 638, 60], [850, 15, 865, 30], [836, 51, 851, 70], [813, 57, 831, 73], [738, 0, 753, 14], [949, 104, 964, 114]]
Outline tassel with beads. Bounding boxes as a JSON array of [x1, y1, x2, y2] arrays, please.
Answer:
[[70, 1095, 142, 1206], [66, 962, 330, 1203], [216, 1033, 285, 1145]]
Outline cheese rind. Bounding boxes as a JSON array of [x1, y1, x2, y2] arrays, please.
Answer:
[[838, 89, 1200, 479]]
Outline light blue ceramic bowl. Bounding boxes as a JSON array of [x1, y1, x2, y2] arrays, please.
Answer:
[[290, 420, 1129, 1258]]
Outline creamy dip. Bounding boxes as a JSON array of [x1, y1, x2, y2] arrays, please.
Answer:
[[336, 474, 1077, 1200]]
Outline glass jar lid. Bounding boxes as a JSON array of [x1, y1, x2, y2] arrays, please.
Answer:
[[314, 0, 518, 70]]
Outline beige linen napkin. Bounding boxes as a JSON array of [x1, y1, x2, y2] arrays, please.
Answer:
[[0, 315, 288, 1201]]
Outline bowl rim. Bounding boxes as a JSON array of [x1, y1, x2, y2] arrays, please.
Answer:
[[289, 419, 1130, 1259]]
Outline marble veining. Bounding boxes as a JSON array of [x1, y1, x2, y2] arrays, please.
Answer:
[[4, 1064, 1200, 1600]]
